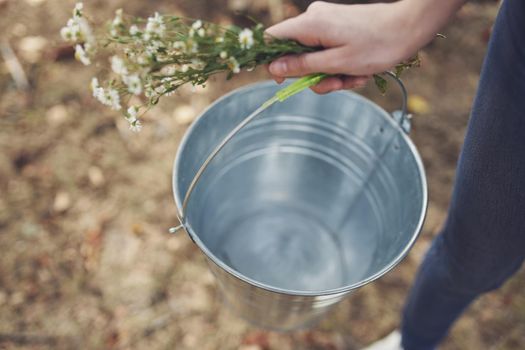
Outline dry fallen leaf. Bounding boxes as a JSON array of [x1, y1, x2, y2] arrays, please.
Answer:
[[241, 331, 270, 350], [131, 222, 145, 236], [408, 94, 431, 115]]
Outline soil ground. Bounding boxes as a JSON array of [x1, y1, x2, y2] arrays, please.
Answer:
[[1, 0, 524, 349]]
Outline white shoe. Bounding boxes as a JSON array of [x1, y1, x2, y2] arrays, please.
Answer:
[[360, 330, 403, 350]]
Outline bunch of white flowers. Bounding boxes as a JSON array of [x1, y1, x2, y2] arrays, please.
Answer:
[[61, 3, 419, 132], [60, 3, 316, 132], [60, 3, 95, 66], [90, 78, 121, 111]]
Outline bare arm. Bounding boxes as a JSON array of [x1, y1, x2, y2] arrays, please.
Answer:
[[266, 0, 467, 93]]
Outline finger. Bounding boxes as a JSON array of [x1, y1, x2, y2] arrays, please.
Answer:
[[265, 14, 321, 47], [341, 75, 370, 89], [310, 76, 343, 94], [265, 64, 285, 83], [268, 47, 349, 77]]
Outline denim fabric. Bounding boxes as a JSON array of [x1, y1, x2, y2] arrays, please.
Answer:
[[401, 1, 525, 349]]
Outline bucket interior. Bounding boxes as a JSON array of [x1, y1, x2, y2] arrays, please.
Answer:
[[174, 81, 426, 294]]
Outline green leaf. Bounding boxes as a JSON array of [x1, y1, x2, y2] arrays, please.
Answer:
[[394, 65, 405, 78], [373, 74, 388, 95]]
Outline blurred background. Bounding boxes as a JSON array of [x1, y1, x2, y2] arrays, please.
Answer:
[[1, 0, 523, 349]]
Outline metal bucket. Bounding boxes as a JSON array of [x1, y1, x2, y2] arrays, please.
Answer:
[[172, 74, 427, 331]]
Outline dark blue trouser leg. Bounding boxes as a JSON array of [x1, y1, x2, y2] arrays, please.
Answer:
[[401, 1, 525, 349]]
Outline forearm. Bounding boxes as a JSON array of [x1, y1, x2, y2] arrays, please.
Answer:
[[397, 0, 467, 56]]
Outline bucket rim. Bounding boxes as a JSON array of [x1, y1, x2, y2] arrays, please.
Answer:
[[172, 80, 428, 297]]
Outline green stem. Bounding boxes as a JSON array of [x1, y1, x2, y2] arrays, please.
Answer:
[[274, 73, 328, 102]]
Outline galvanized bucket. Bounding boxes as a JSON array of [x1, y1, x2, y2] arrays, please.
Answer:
[[171, 74, 427, 331]]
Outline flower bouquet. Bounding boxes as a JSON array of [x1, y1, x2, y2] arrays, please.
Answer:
[[61, 3, 419, 132]]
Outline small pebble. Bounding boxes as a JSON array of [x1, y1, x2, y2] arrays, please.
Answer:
[[53, 191, 71, 213], [88, 166, 105, 187], [46, 104, 69, 126]]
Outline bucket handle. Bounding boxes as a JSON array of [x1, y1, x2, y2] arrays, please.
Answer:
[[170, 71, 410, 235]]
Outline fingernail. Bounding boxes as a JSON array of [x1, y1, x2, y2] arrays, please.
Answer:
[[270, 61, 286, 76]]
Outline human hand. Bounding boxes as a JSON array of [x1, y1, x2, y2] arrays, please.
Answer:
[[266, 0, 463, 94]]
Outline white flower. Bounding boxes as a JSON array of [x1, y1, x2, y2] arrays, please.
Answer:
[[91, 79, 104, 100], [106, 88, 121, 110], [144, 84, 155, 98], [161, 76, 174, 83], [129, 119, 142, 133], [73, 2, 83, 18], [60, 26, 72, 41], [127, 106, 139, 121], [92, 86, 121, 110], [181, 64, 189, 73], [192, 20, 202, 30], [93, 88, 105, 103], [155, 85, 167, 95], [112, 9, 123, 26], [188, 28, 195, 38], [75, 44, 91, 65], [60, 19, 79, 42], [215, 36, 224, 43], [67, 18, 81, 36], [79, 18, 94, 44], [60, 11, 94, 44], [145, 40, 162, 57], [146, 12, 165, 37], [111, 56, 128, 76], [172, 41, 186, 51], [126, 106, 142, 132], [110, 9, 123, 36], [129, 25, 140, 36], [94, 89, 107, 105], [197, 28, 205, 37], [220, 51, 228, 59], [90, 77, 99, 92], [161, 65, 177, 75], [123, 74, 142, 95], [228, 56, 240, 74], [239, 28, 254, 49]]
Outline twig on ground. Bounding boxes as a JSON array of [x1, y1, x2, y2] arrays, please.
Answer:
[[0, 39, 30, 90]]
